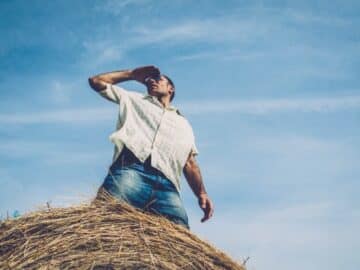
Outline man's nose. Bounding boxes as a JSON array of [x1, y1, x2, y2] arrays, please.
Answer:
[[149, 78, 157, 84]]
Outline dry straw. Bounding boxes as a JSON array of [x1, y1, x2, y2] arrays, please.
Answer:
[[0, 188, 247, 269]]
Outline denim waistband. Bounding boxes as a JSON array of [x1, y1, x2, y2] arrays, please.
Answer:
[[111, 146, 166, 178]]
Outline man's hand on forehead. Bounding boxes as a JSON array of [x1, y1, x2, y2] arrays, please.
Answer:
[[132, 65, 160, 84]]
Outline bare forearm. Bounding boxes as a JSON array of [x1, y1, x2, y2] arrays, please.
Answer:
[[88, 69, 133, 91], [183, 149, 214, 222], [92, 69, 133, 84], [88, 65, 160, 92], [184, 163, 207, 198]]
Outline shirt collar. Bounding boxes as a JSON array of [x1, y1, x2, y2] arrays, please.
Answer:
[[143, 94, 180, 113]]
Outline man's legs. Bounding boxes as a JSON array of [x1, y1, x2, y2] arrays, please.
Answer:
[[145, 175, 190, 230], [101, 165, 153, 209], [146, 195, 190, 229], [99, 156, 190, 229]]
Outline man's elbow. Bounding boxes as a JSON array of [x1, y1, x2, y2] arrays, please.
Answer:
[[88, 76, 106, 92], [88, 76, 98, 90]]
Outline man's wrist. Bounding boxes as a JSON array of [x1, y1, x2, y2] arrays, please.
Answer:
[[197, 192, 208, 198], [126, 69, 135, 80]]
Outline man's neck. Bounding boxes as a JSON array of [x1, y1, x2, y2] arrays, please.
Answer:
[[156, 95, 171, 109], [146, 90, 171, 109], [158, 98, 170, 108]]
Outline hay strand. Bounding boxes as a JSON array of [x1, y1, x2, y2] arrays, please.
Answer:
[[0, 189, 246, 270]]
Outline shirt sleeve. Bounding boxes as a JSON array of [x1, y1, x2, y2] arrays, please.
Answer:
[[97, 83, 128, 104], [190, 142, 199, 156], [186, 120, 199, 156]]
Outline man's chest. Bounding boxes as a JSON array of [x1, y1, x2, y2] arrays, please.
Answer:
[[126, 98, 188, 132]]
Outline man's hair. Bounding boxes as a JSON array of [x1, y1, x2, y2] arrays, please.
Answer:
[[163, 74, 175, 101]]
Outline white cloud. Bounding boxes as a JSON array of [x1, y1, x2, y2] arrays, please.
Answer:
[[1, 95, 359, 125], [188, 200, 360, 270], [80, 5, 356, 68], [50, 192, 95, 208], [198, 133, 359, 202], [180, 95, 360, 115], [0, 141, 57, 157], [81, 40, 125, 66], [284, 8, 351, 26], [129, 17, 262, 45], [0, 140, 109, 165], [173, 44, 348, 73], [247, 135, 344, 154], [174, 50, 267, 62], [0, 107, 114, 124], [112, 10, 266, 45], [94, 0, 151, 15], [49, 80, 73, 104], [79, 14, 272, 67]]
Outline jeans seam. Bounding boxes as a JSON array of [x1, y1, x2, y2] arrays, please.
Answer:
[[105, 158, 189, 230], [144, 187, 156, 209]]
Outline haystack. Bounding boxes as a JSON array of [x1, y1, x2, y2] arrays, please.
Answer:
[[0, 189, 246, 269]]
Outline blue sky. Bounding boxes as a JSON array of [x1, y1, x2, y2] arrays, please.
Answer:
[[1, 1, 359, 269]]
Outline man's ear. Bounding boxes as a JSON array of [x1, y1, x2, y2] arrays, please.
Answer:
[[168, 85, 174, 95]]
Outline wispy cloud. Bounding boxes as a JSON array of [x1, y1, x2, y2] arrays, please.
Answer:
[[173, 50, 267, 62], [283, 7, 351, 26], [79, 13, 275, 67], [189, 200, 360, 270], [80, 5, 355, 68], [129, 17, 265, 45], [0, 107, 114, 124], [181, 95, 360, 115], [50, 192, 95, 208], [0, 140, 108, 165], [81, 40, 126, 66], [201, 133, 356, 182], [93, 0, 151, 15], [48, 79, 78, 105], [1, 95, 359, 125], [173, 43, 345, 63]]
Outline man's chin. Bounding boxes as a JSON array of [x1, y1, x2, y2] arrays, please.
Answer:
[[148, 89, 160, 96]]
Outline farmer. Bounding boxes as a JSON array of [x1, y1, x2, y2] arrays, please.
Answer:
[[88, 65, 214, 229]]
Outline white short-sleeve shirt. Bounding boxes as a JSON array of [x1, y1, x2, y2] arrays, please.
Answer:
[[97, 83, 199, 193]]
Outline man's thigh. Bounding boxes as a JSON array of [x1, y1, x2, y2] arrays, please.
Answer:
[[101, 168, 152, 209], [147, 186, 190, 229]]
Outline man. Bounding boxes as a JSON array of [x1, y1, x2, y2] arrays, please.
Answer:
[[88, 65, 214, 229]]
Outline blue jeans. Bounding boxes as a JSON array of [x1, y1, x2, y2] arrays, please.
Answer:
[[100, 159, 190, 230]]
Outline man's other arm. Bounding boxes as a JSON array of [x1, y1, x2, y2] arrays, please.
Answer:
[[183, 153, 214, 222]]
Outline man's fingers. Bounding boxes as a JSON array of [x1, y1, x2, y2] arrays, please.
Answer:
[[201, 200, 211, 222], [132, 65, 160, 84], [209, 199, 214, 211], [201, 211, 210, 222], [200, 198, 206, 209], [201, 208, 208, 222], [209, 202, 214, 219], [136, 65, 158, 70], [198, 196, 206, 209], [138, 65, 160, 75], [200, 199, 214, 222], [199, 197, 207, 222]]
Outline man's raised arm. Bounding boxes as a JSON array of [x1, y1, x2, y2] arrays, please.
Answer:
[[183, 153, 214, 223], [88, 65, 160, 92]]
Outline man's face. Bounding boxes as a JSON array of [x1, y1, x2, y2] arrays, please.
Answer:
[[145, 75, 173, 99]]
